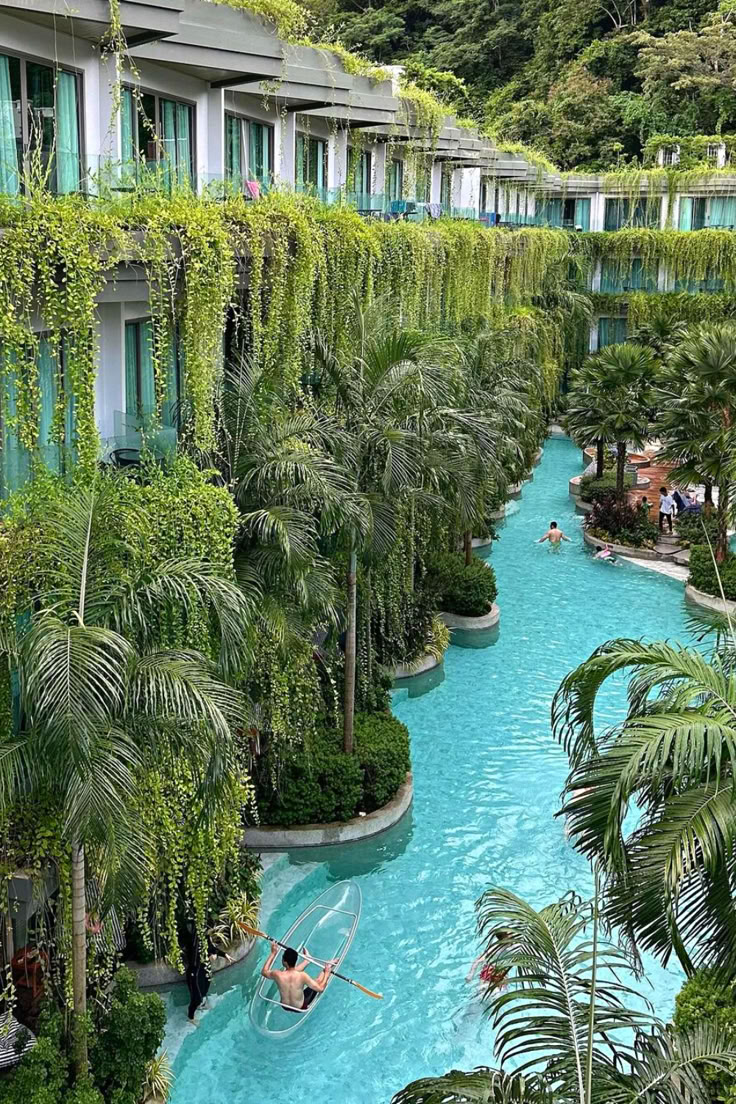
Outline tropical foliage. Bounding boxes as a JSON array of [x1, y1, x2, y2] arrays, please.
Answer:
[[392, 887, 736, 1103]]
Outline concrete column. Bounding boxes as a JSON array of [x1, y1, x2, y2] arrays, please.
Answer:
[[589, 321, 599, 353], [278, 110, 296, 186], [590, 192, 606, 232], [207, 87, 225, 188], [458, 167, 481, 213], [372, 141, 387, 197], [327, 127, 348, 190], [95, 303, 126, 447], [659, 194, 668, 230], [591, 260, 602, 292], [430, 162, 442, 204]]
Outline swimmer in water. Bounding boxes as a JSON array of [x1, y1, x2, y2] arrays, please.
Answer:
[[594, 542, 616, 563], [537, 521, 571, 545]]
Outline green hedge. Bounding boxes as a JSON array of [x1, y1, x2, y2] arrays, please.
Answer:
[[256, 712, 411, 826], [579, 471, 634, 503], [689, 546, 736, 601], [425, 552, 498, 616], [673, 970, 736, 1103]]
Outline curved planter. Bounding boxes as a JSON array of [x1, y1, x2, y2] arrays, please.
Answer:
[[582, 448, 651, 471], [472, 535, 493, 550], [128, 935, 255, 989], [533, 447, 544, 466], [583, 530, 659, 561], [547, 423, 566, 438], [243, 773, 413, 850], [489, 506, 506, 521], [685, 584, 736, 617], [571, 474, 649, 498], [576, 499, 593, 514], [508, 482, 523, 498], [394, 653, 443, 680], [439, 603, 500, 631]]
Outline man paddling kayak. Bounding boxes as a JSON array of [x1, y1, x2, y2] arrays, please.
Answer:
[[261, 942, 337, 1013]]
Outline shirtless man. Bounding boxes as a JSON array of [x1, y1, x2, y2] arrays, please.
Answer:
[[261, 942, 336, 1013], [537, 521, 571, 545]]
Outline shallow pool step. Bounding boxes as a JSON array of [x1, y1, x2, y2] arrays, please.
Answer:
[[674, 549, 690, 567]]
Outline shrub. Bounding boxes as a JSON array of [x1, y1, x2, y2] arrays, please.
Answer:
[[675, 510, 719, 549], [689, 546, 736, 601], [424, 552, 497, 616], [586, 497, 658, 549], [255, 713, 410, 826], [0, 1015, 107, 1104], [88, 968, 166, 1104], [579, 471, 634, 503], [673, 970, 736, 1103]]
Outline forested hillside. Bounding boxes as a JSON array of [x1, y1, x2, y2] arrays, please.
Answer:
[[304, 0, 736, 170]]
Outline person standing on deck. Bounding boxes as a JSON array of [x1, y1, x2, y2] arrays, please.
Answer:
[[261, 943, 336, 1013], [659, 486, 675, 534]]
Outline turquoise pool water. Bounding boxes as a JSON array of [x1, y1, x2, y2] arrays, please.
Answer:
[[163, 437, 692, 1104]]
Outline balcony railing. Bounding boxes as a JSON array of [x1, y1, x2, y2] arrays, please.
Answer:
[[103, 410, 178, 467]]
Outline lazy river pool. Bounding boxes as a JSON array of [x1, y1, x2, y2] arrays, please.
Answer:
[[162, 436, 693, 1104]]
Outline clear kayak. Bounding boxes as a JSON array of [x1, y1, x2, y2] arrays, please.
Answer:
[[250, 880, 362, 1037]]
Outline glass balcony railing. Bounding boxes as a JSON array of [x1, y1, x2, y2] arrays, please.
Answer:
[[104, 410, 177, 467]]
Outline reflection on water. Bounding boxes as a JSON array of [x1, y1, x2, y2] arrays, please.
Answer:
[[287, 809, 415, 879]]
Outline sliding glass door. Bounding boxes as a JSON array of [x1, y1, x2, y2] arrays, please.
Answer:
[[0, 51, 81, 195], [120, 87, 194, 189]]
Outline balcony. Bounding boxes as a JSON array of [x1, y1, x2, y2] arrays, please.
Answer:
[[103, 410, 178, 468]]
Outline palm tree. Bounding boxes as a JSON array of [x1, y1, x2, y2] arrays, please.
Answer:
[[392, 887, 736, 1104], [567, 344, 655, 497], [630, 310, 689, 364], [553, 633, 736, 978], [0, 482, 252, 1078], [657, 324, 736, 562], [565, 366, 613, 480], [312, 304, 457, 752]]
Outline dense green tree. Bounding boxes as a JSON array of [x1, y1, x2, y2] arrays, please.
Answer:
[[657, 323, 736, 562], [0, 483, 251, 1078]]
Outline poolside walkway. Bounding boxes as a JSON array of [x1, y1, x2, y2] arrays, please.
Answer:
[[626, 452, 677, 510]]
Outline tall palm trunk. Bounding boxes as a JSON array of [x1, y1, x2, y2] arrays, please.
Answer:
[[463, 530, 472, 566], [343, 537, 357, 754], [71, 837, 88, 1077], [596, 439, 604, 480], [616, 441, 627, 500], [716, 481, 730, 563]]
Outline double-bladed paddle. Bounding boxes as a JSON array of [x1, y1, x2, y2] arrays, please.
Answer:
[[238, 921, 383, 1000]]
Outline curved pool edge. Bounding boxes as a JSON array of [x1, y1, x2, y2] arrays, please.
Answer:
[[243, 773, 413, 850], [686, 583, 736, 616], [440, 603, 500, 631], [394, 653, 443, 680]]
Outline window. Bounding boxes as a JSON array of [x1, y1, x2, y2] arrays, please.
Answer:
[[225, 113, 273, 190], [0, 52, 81, 195], [706, 143, 722, 165], [709, 196, 736, 229], [562, 197, 590, 231], [387, 158, 403, 204], [661, 145, 679, 166], [1, 337, 74, 495], [121, 87, 193, 188], [349, 148, 371, 197], [296, 134, 327, 193], [537, 198, 562, 227], [600, 257, 655, 293], [604, 198, 659, 231], [597, 317, 627, 348], [674, 269, 725, 293], [125, 320, 181, 429], [480, 178, 491, 214], [678, 196, 707, 231]]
